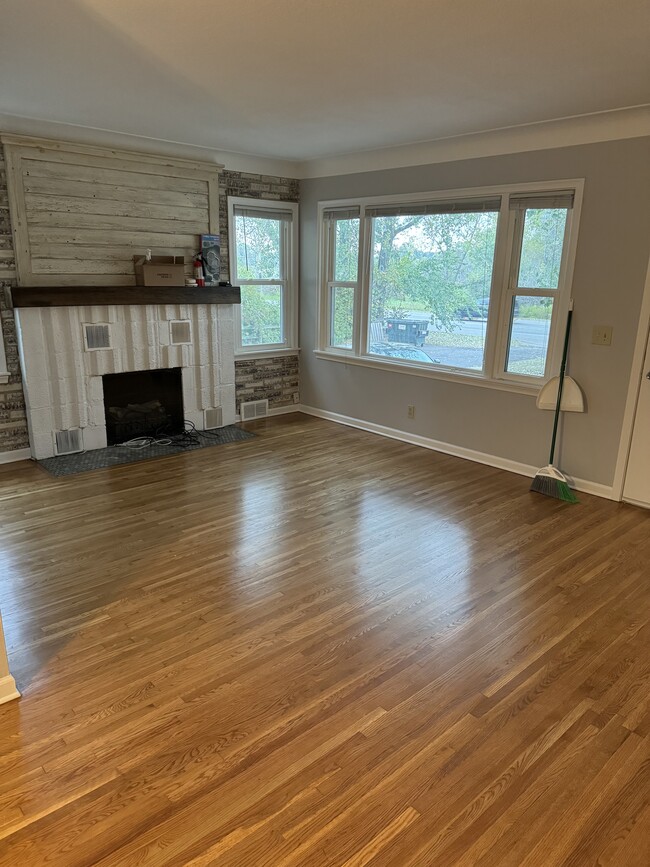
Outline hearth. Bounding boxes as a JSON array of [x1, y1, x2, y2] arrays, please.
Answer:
[[103, 368, 184, 445]]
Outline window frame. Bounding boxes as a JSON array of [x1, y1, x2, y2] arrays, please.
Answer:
[[228, 196, 299, 357], [320, 209, 363, 354], [316, 180, 584, 394], [0, 326, 8, 384]]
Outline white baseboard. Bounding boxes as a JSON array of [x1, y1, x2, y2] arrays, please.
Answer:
[[299, 405, 617, 501], [0, 674, 20, 706], [0, 447, 31, 465]]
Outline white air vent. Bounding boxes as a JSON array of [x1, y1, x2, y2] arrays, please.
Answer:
[[54, 428, 83, 455], [240, 399, 269, 421], [83, 323, 111, 351], [204, 407, 223, 430], [170, 320, 192, 345]]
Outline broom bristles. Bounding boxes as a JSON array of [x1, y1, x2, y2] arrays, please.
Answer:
[[530, 471, 579, 503]]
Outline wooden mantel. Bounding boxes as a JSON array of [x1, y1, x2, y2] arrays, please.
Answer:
[[11, 285, 241, 308]]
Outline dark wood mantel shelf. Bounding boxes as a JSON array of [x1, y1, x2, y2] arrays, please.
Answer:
[[11, 285, 241, 308]]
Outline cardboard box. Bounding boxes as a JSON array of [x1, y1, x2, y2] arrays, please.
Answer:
[[133, 255, 185, 287]]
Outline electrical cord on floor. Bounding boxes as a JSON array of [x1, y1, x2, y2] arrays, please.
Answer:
[[118, 436, 173, 449], [117, 420, 226, 450]]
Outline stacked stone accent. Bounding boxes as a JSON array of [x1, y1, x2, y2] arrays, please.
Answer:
[[0, 152, 29, 453], [235, 354, 299, 412]]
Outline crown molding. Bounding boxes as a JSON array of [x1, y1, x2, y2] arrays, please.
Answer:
[[0, 113, 301, 179], [1, 106, 648, 182], [300, 105, 650, 179]]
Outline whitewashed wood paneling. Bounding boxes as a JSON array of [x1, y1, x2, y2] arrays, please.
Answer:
[[2, 136, 221, 287]]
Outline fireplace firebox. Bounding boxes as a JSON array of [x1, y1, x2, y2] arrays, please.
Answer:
[[103, 368, 184, 445]]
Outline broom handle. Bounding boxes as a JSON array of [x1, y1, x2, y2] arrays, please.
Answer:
[[549, 303, 573, 465]]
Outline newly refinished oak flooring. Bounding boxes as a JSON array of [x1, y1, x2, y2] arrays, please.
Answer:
[[0, 413, 648, 865]]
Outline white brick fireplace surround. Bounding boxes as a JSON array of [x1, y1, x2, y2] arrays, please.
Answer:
[[16, 303, 236, 459]]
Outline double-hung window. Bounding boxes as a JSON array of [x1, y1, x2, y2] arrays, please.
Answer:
[[317, 182, 581, 391], [498, 193, 573, 380], [322, 207, 361, 351], [229, 197, 299, 354]]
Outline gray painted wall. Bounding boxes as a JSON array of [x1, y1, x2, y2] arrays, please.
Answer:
[[300, 138, 650, 487]]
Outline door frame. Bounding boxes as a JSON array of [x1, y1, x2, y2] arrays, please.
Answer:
[[613, 251, 650, 501]]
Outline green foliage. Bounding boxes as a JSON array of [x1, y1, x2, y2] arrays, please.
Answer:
[[370, 212, 498, 330], [241, 285, 282, 346], [236, 215, 281, 281], [236, 214, 283, 345], [517, 298, 553, 320], [331, 286, 354, 348], [517, 208, 567, 289], [334, 219, 359, 282]]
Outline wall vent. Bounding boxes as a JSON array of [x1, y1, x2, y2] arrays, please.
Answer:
[[54, 428, 83, 455], [170, 320, 192, 345], [204, 407, 223, 430], [83, 323, 111, 351], [240, 399, 269, 421]]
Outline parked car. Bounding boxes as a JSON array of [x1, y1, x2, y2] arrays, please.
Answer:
[[369, 343, 440, 364], [455, 299, 490, 320]]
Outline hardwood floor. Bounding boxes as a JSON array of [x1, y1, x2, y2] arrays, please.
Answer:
[[0, 412, 648, 866]]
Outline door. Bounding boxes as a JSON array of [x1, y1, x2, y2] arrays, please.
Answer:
[[624, 327, 650, 507]]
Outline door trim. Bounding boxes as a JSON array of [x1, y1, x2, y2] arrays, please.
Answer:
[[613, 251, 650, 501]]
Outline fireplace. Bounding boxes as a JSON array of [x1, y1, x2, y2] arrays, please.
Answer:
[[15, 301, 237, 459], [103, 368, 184, 445]]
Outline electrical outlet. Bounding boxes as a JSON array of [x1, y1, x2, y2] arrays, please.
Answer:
[[293, 392, 300, 404], [592, 325, 613, 346], [407, 405, 415, 419]]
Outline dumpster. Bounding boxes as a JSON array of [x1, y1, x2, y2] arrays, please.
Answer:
[[385, 319, 428, 346]]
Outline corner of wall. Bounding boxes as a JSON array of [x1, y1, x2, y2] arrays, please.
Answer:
[[0, 144, 30, 457]]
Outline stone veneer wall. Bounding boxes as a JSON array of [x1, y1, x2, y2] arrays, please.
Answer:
[[234, 354, 299, 411], [0, 150, 29, 454], [220, 170, 301, 412], [0, 156, 301, 456]]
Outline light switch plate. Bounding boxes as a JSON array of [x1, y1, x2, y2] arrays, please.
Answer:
[[592, 325, 613, 346]]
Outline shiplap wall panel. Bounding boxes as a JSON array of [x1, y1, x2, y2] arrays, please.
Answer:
[[2, 137, 221, 288], [24, 176, 209, 209]]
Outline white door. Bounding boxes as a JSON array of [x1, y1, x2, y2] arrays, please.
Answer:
[[624, 327, 650, 507]]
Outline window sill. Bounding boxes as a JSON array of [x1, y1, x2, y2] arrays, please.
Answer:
[[313, 350, 541, 397], [0, 372, 9, 385], [235, 347, 300, 360]]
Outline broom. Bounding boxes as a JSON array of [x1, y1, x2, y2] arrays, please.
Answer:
[[530, 302, 579, 503]]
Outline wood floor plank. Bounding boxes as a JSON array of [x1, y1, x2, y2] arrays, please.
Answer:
[[0, 413, 648, 865]]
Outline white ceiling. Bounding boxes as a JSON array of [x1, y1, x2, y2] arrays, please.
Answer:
[[1, 0, 648, 166]]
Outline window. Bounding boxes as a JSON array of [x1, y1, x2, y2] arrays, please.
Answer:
[[322, 207, 360, 351], [228, 198, 298, 354], [318, 183, 581, 391], [0, 322, 8, 384], [501, 195, 572, 379]]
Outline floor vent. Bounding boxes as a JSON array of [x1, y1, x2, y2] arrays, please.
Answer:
[[240, 399, 269, 421], [83, 323, 111, 351], [204, 407, 223, 430], [54, 428, 84, 455], [170, 320, 192, 345]]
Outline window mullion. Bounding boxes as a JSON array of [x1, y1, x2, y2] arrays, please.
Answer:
[[493, 206, 523, 378], [321, 220, 335, 350], [357, 210, 371, 356], [281, 220, 289, 346], [484, 197, 511, 379]]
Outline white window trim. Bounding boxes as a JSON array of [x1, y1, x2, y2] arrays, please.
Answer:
[[228, 196, 299, 356], [316, 179, 584, 391], [0, 320, 8, 384]]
